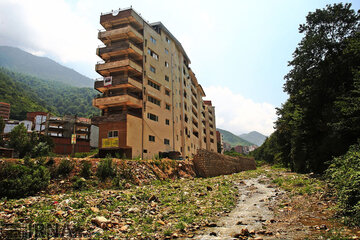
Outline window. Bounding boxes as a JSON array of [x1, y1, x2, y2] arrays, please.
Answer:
[[108, 130, 118, 138], [165, 119, 170, 125], [165, 104, 170, 110], [147, 113, 158, 122], [148, 80, 160, 91], [165, 89, 170, 96], [165, 61, 169, 67], [149, 135, 155, 142], [165, 75, 169, 82], [165, 48, 169, 54], [150, 65, 156, 73], [166, 36, 170, 43], [148, 48, 158, 60], [164, 139, 170, 145], [150, 36, 156, 44], [148, 95, 161, 106]]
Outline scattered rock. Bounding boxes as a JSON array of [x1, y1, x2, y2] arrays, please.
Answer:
[[206, 186, 213, 191], [119, 225, 129, 232], [209, 232, 217, 236], [207, 222, 217, 227], [91, 216, 110, 228], [128, 207, 140, 213], [90, 207, 99, 213], [148, 195, 159, 202]]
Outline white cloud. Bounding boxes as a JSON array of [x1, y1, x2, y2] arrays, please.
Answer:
[[204, 86, 277, 136], [0, 0, 99, 65]]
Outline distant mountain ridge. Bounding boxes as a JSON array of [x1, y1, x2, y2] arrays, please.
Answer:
[[0, 68, 98, 120], [239, 131, 267, 146], [0, 46, 93, 88], [217, 128, 253, 147]]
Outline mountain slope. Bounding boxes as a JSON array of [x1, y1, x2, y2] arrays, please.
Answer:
[[0, 69, 49, 119], [239, 131, 267, 146], [217, 128, 253, 147], [0, 46, 93, 88], [0, 68, 99, 120]]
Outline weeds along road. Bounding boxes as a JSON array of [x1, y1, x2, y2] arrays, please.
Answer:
[[0, 161, 359, 239]]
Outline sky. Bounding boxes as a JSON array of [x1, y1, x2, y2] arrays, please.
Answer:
[[0, 0, 359, 136]]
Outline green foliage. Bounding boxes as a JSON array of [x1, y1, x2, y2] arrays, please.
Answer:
[[0, 46, 92, 88], [8, 125, 54, 158], [255, 3, 360, 173], [9, 123, 31, 158], [0, 68, 99, 120], [80, 160, 92, 179], [74, 149, 98, 158], [0, 161, 50, 199], [72, 176, 87, 190], [96, 158, 116, 181], [326, 142, 360, 226], [56, 159, 74, 178]]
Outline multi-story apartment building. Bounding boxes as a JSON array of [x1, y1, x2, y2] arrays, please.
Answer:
[[93, 8, 217, 159], [0, 102, 10, 120]]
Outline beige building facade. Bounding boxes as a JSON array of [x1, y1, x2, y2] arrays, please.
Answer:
[[93, 8, 217, 159]]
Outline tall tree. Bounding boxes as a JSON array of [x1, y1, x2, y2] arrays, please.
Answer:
[[254, 3, 360, 173]]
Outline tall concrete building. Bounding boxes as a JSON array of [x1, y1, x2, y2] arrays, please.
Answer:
[[93, 8, 217, 159]]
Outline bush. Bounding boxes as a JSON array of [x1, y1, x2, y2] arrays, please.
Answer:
[[326, 142, 360, 226], [96, 158, 116, 181], [0, 161, 50, 199], [80, 160, 92, 179], [56, 159, 74, 178], [72, 176, 87, 190]]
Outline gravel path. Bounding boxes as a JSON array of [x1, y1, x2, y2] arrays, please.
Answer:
[[193, 176, 281, 240]]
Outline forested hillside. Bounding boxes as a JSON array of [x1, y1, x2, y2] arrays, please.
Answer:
[[0, 68, 99, 120], [217, 128, 253, 146], [253, 3, 360, 173], [0, 46, 93, 88]]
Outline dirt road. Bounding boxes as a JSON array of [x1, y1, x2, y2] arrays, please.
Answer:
[[193, 175, 283, 239]]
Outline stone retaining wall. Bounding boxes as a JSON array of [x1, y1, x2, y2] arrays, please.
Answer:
[[193, 149, 256, 177]]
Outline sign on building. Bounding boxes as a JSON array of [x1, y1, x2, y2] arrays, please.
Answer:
[[102, 137, 119, 148], [104, 76, 112, 87], [71, 134, 76, 144]]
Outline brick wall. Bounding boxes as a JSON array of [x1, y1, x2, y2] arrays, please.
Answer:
[[193, 149, 256, 177]]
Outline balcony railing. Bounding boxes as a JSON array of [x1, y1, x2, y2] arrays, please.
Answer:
[[94, 76, 142, 92], [95, 59, 142, 74], [93, 93, 142, 109], [97, 41, 143, 59], [98, 25, 143, 44]]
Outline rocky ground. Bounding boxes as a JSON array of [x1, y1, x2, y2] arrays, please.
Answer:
[[0, 162, 359, 239]]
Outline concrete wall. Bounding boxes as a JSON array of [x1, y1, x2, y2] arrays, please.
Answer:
[[193, 149, 256, 177]]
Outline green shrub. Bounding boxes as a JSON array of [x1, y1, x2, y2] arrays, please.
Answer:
[[56, 159, 74, 178], [0, 161, 50, 199], [326, 142, 360, 226], [32, 142, 51, 158], [96, 158, 116, 181], [72, 176, 87, 190], [80, 160, 92, 179]]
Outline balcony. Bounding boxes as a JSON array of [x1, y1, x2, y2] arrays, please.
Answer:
[[98, 25, 143, 45], [100, 9, 143, 31], [97, 41, 143, 61], [96, 59, 142, 75], [95, 76, 142, 92], [93, 93, 142, 109]]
